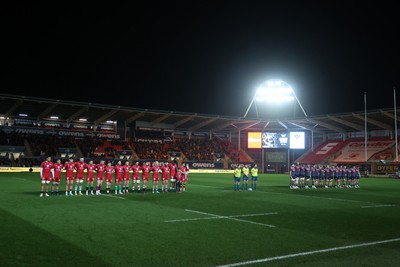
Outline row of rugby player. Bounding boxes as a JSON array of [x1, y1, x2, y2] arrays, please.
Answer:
[[39, 157, 189, 197], [289, 162, 361, 189]]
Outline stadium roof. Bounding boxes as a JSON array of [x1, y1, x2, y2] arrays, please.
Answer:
[[0, 93, 398, 135]]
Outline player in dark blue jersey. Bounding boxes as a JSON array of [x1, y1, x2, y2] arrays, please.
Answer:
[[311, 164, 319, 189]]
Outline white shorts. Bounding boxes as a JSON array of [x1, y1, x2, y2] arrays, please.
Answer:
[[170, 178, 176, 182], [41, 180, 51, 184], [77, 179, 83, 183]]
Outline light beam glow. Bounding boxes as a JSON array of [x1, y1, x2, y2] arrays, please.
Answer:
[[255, 79, 295, 102]]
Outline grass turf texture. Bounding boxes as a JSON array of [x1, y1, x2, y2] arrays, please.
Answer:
[[0, 172, 399, 267]]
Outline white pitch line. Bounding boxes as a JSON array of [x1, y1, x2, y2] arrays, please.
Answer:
[[265, 191, 377, 205], [165, 216, 225, 223], [99, 194, 125, 200], [215, 237, 400, 267], [185, 209, 276, 228], [227, 212, 278, 218], [164, 212, 278, 223], [15, 178, 27, 181], [361, 204, 398, 208]]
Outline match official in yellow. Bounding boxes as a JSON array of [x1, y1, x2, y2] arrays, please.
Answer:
[[233, 165, 242, 191], [250, 164, 258, 191], [241, 164, 250, 190]]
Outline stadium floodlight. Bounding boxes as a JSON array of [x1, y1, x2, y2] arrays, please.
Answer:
[[244, 79, 307, 118]]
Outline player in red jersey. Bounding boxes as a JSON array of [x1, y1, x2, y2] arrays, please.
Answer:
[[95, 160, 106, 195], [105, 161, 115, 194], [122, 160, 131, 193], [85, 160, 96, 195], [168, 161, 177, 191], [64, 158, 75, 196], [151, 161, 161, 193], [40, 156, 54, 197], [114, 160, 124, 194], [51, 159, 63, 196], [131, 161, 141, 192], [160, 162, 170, 192], [175, 169, 182, 192], [180, 162, 189, 192], [74, 158, 87, 195], [141, 162, 151, 192]]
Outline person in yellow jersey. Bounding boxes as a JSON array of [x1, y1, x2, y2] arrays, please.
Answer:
[[233, 164, 242, 191], [241, 164, 250, 190], [250, 163, 258, 191]]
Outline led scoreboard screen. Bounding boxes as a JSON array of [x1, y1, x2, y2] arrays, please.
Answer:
[[247, 132, 262, 149], [289, 131, 305, 149], [248, 131, 305, 149], [262, 132, 289, 148]]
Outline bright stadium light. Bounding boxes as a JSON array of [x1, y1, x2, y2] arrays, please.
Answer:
[[244, 79, 307, 118]]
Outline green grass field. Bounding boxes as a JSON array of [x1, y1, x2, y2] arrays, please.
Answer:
[[0, 172, 399, 267]]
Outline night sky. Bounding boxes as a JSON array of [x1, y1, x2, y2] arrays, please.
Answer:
[[3, 1, 400, 118]]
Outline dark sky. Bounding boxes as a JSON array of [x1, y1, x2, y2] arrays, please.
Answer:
[[3, 1, 400, 118]]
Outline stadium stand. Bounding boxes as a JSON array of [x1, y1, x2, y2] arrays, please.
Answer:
[[296, 140, 349, 164], [332, 138, 396, 163], [4, 93, 400, 174]]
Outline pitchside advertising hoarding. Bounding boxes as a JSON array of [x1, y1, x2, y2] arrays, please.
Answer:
[[376, 164, 400, 175], [247, 131, 305, 149], [0, 126, 121, 139], [187, 162, 224, 169]]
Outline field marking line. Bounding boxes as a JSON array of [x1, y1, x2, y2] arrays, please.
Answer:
[[185, 209, 276, 228], [228, 212, 278, 218], [15, 178, 27, 181], [361, 204, 398, 208], [165, 216, 225, 223], [215, 237, 400, 267], [99, 194, 125, 200], [164, 212, 278, 223], [264, 191, 377, 205]]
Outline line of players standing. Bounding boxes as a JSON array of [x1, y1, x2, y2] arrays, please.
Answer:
[[39, 156, 189, 197], [289, 162, 361, 189]]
